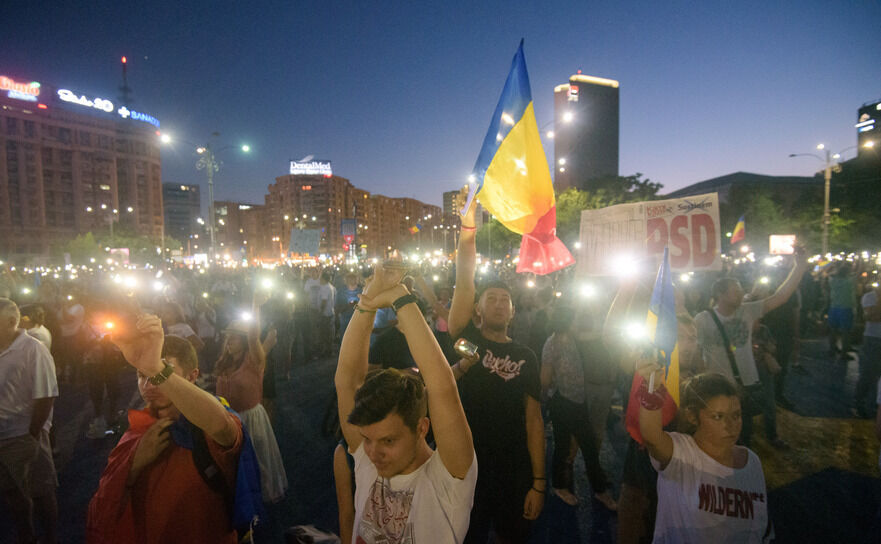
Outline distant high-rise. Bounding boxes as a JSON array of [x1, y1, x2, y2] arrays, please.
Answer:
[[857, 99, 880, 157], [553, 72, 619, 192], [162, 183, 200, 246]]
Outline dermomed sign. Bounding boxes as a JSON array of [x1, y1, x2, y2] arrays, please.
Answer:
[[290, 160, 333, 177]]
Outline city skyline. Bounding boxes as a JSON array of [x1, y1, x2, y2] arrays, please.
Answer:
[[3, 1, 879, 208]]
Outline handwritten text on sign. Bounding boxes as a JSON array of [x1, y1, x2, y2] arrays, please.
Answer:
[[578, 192, 722, 274]]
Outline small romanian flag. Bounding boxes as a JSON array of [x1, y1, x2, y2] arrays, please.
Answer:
[[409, 224, 422, 234], [730, 215, 745, 244], [625, 247, 680, 445]]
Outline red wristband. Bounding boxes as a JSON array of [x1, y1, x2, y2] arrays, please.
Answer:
[[461, 226, 476, 232], [637, 381, 667, 410]]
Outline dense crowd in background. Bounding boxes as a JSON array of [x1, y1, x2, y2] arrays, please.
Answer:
[[1, 228, 881, 543]]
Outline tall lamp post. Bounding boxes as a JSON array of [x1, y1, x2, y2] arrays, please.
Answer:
[[161, 133, 250, 261], [790, 141, 874, 255]]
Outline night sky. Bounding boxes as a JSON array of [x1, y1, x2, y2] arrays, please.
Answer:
[[3, 1, 880, 209]]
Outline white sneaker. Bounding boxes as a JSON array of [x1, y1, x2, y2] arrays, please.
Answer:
[[87, 416, 107, 439]]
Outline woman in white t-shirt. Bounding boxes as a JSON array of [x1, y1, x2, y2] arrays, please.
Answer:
[[637, 367, 773, 543]]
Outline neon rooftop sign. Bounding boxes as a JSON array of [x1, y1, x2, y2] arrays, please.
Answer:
[[0, 75, 41, 102], [56, 88, 160, 127]]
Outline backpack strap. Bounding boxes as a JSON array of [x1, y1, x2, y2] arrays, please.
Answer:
[[707, 309, 744, 387], [191, 424, 234, 517]]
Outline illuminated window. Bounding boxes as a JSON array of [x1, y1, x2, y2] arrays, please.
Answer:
[[99, 184, 111, 191]]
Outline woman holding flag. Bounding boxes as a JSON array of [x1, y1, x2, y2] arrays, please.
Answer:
[[636, 366, 773, 542], [607, 250, 703, 543]]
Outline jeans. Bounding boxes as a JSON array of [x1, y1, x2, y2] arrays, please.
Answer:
[[549, 393, 609, 493]]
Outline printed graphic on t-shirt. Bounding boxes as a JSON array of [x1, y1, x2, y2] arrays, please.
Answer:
[[697, 482, 765, 519], [357, 477, 415, 544], [482, 349, 526, 381]]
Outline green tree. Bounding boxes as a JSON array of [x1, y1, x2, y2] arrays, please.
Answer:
[[476, 218, 520, 257], [61, 232, 103, 263], [556, 173, 663, 243]]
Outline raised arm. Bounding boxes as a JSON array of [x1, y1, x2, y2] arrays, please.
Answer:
[[334, 302, 374, 453], [637, 363, 674, 468], [448, 186, 478, 339], [114, 315, 238, 447], [762, 248, 809, 315], [248, 290, 268, 372], [602, 280, 640, 350], [397, 298, 474, 476]]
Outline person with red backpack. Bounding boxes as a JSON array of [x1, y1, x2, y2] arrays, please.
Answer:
[[87, 320, 262, 543]]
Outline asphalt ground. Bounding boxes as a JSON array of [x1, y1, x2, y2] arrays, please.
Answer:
[[1, 338, 878, 543]]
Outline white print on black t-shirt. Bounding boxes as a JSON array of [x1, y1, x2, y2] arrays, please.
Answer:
[[698, 482, 765, 519], [357, 477, 415, 544], [482, 349, 526, 381]]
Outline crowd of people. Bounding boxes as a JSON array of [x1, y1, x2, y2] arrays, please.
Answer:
[[1, 193, 880, 543]]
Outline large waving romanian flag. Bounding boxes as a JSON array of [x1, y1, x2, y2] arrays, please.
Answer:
[[625, 247, 680, 444], [464, 41, 574, 275]]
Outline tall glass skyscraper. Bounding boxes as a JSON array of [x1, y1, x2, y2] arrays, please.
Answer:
[[553, 72, 619, 192]]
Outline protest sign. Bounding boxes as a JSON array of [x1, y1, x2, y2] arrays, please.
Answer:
[[578, 192, 721, 275], [289, 229, 321, 256]]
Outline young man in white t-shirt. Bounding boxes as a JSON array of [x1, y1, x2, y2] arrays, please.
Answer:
[[694, 249, 809, 444], [335, 265, 477, 544]]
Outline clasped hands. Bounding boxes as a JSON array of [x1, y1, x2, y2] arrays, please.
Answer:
[[357, 263, 410, 312]]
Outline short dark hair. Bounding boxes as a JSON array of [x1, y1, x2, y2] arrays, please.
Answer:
[[20, 304, 45, 326], [348, 369, 427, 432], [679, 372, 740, 433], [478, 280, 512, 299], [162, 335, 198, 373], [711, 277, 740, 299]]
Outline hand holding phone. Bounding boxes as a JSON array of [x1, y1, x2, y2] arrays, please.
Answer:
[[454, 338, 479, 358]]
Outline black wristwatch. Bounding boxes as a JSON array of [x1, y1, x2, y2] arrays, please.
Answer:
[[147, 360, 175, 386], [392, 293, 419, 312]]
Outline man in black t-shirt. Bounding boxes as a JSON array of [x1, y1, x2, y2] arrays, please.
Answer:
[[448, 187, 546, 544]]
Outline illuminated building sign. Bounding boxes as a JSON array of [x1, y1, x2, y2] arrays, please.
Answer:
[[567, 84, 579, 102], [856, 113, 875, 133], [56, 89, 160, 127], [1, 75, 40, 102], [58, 89, 114, 112], [290, 160, 333, 177]]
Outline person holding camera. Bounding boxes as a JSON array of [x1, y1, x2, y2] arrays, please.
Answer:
[[86, 318, 244, 543], [447, 187, 546, 543], [335, 262, 476, 543], [214, 290, 287, 503]]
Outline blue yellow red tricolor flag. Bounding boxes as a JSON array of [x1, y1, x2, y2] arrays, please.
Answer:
[[409, 224, 422, 234], [625, 247, 680, 444], [464, 41, 574, 275], [730, 215, 745, 244]]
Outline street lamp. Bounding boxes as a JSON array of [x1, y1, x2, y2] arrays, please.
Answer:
[[161, 132, 251, 261], [789, 142, 867, 255]]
